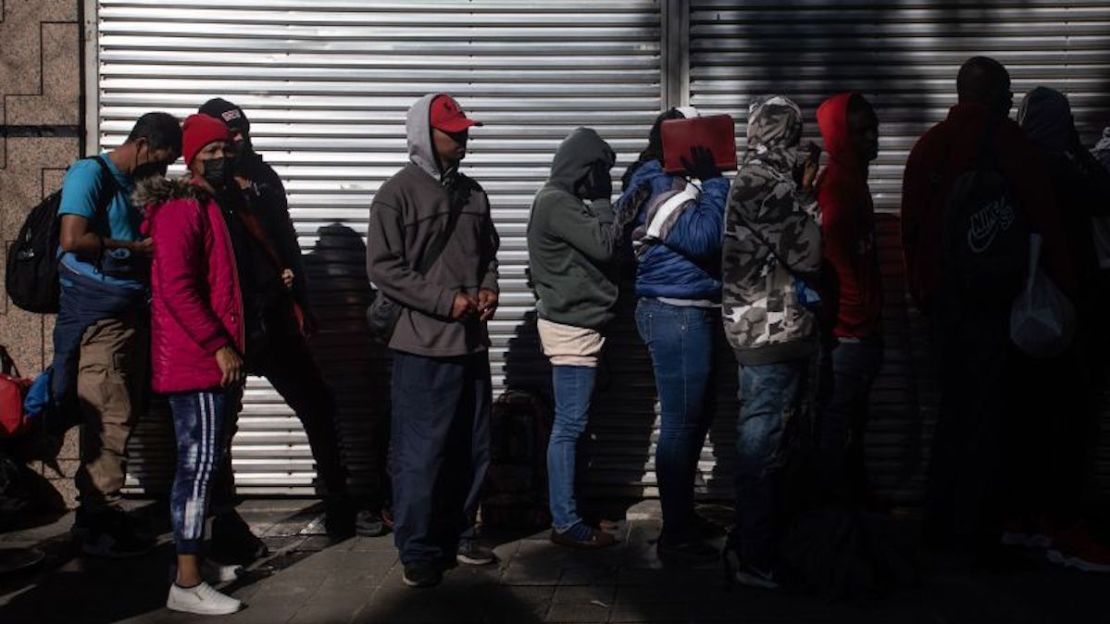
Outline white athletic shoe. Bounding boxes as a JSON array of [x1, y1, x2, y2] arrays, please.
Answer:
[[166, 581, 243, 616]]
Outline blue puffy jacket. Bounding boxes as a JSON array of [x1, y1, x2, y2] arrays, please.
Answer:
[[616, 160, 730, 302]]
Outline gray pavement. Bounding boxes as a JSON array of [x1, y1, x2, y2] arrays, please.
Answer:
[[2, 499, 1108, 623]]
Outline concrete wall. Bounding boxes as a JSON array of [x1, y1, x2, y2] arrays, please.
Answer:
[[1, 0, 83, 507]]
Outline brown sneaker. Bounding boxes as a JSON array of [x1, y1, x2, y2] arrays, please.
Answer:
[[550, 524, 617, 549]]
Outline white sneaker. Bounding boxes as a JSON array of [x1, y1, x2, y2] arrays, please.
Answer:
[[166, 581, 243, 616]]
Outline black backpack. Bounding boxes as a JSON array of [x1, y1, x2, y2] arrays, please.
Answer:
[[940, 120, 1030, 303], [480, 390, 553, 529], [5, 157, 117, 313]]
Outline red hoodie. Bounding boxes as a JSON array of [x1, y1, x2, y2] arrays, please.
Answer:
[[901, 102, 1074, 313], [816, 92, 883, 339]]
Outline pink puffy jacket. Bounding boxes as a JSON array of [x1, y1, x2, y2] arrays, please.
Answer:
[[137, 176, 244, 394]]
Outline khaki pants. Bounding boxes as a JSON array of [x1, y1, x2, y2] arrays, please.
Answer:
[[74, 311, 148, 510], [536, 318, 605, 367]]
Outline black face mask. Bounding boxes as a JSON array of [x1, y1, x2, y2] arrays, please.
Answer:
[[201, 157, 233, 190], [133, 160, 168, 181]]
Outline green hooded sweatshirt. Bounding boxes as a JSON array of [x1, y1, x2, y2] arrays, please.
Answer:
[[527, 127, 620, 329]]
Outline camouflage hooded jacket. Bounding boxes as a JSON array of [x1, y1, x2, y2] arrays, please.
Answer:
[[722, 96, 822, 365]]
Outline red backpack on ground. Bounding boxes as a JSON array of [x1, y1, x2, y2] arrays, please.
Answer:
[[0, 347, 33, 438]]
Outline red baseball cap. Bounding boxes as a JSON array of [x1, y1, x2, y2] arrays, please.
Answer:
[[430, 94, 482, 133]]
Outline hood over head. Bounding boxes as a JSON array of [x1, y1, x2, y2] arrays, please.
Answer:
[[745, 95, 803, 172], [406, 93, 443, 180], [1018, 86, 1080, 157], [817, 92, 859, 166], [549, 127, 616, 196]]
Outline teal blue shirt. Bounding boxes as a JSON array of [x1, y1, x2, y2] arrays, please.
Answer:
[[57, 154, 139, 242]]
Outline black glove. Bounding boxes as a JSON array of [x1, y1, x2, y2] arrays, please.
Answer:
[[680, 145, 721, 181]]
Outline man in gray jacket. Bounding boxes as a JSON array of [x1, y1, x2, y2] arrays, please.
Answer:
[[367, 93, 500, 588], [527, 127, 621, 549]]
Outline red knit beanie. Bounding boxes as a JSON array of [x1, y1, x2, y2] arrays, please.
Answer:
[[182, 114, 231, 166]]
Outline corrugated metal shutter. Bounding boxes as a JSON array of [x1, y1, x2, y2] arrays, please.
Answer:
[[96, 0, 665, 496], [689, 0, 1110, 504]]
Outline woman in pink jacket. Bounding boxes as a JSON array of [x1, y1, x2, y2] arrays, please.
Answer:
[[136, 114, 246, 616]]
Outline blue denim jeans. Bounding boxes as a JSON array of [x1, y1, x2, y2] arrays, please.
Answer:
[[818, 337, 883, 502], [390, 351, 491, 565], [169, 389, 232, 555], [733, 359, 808, 570], [547, 365, 598, 532], [635, 298, 717, 541]]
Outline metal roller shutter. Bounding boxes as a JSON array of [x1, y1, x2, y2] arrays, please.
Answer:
[[96, 0, 665, 496], [689, 0, 1110, 504]]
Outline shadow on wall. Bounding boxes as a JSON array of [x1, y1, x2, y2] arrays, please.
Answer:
[[303, 223, 391, 511]]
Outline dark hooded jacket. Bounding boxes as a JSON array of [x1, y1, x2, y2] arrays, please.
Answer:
[[527, 127, 621, 329], [1018, 87, 1110, 287], [722, 96, 822, 365], [366, 93, 500, 357], [237, 151, 311, 315], [901, 102, 1074, 313], [816, 92, 883, 339]]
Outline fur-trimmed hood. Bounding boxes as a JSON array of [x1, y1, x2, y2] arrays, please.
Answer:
[[132, 175, 212, 210]]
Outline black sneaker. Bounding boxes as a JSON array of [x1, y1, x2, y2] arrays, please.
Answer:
[[355, 510, 388, 538], [211, 512, 269, 565], [456, 540, 496, 566], [78, 508, 154, 559], [722, 538, 778, 591], [656, 535, 719, 562], [402, 561, 442, 588]]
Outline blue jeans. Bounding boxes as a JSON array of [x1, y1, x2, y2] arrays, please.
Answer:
[[733, 360, 807, 570], [169, 389, 232, 555], [547, 365, 597, 532], [390, 351, 491, 565], [635, 298, 717, 541], [818, 337, 883, 502]]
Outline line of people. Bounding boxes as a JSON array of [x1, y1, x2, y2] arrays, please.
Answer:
[[43, 54, 1110, 614]]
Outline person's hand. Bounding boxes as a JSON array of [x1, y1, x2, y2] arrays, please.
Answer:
[[234, 175, 252, 190], [680, 145, 721, 181], [215, 345, 245, 388], [130, 238, 154, 257], [478, 288, 499, 322], [450, 291, 478, 320], [281, 269, 295, 290], [581, 160, 613, 200]]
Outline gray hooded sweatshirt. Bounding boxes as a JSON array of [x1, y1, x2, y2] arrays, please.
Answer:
[[367, 93, 500, 357], [527, 127, 620, 329]]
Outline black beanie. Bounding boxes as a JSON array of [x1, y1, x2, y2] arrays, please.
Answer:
[[198, 98, 250, 134]]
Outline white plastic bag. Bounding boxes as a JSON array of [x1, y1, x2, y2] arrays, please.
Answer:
[[1010, 234, 1076, 358]]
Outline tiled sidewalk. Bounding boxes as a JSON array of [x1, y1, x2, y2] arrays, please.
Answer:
[[2, 500, 1108, 623]]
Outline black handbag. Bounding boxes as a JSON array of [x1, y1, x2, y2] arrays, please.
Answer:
[[367, 203, 462, 344]]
